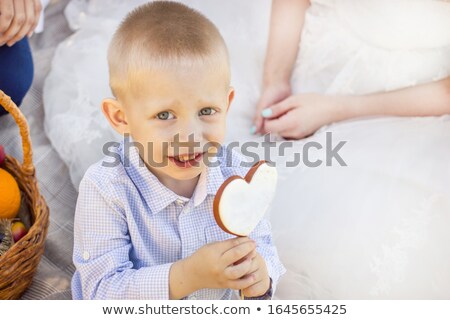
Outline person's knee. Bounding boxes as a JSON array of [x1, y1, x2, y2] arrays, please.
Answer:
[[0, 38, 34, 117]]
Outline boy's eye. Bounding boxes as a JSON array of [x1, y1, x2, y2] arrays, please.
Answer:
[[156, 111, 175, 120], [199, 107, 217, 116]]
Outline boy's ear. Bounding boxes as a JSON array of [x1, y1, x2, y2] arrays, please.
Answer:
[[101, 98, 129, 135], [226, 87, 235, 112]]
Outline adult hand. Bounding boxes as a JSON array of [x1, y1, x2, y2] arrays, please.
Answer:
[[261, 93, 345, 139], [253, 82, 291, 135], [0, 0, 42, 47]]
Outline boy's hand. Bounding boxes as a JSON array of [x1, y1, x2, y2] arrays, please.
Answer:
[[241, 252, 271, 298], [187, 237, 258, 292]]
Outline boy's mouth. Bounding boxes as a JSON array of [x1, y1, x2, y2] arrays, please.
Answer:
[[168, 152, 205, 168]]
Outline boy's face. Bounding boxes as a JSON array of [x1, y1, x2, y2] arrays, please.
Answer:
[[104, 63, 234, 182]]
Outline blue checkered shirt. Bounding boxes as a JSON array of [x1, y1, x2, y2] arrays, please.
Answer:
[[71, 140, 285, 300]]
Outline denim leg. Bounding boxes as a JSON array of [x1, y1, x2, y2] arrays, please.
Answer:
[[0, 38, 34, 116]]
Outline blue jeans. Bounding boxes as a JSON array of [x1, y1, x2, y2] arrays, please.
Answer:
[[0, 38, 34, 117]]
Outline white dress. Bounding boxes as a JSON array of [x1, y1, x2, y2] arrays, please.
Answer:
[[44, 0, 450, 298]]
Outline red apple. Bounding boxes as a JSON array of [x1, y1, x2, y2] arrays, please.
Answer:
[[11, 221, 27, 242], [0, 145, 5, 165]]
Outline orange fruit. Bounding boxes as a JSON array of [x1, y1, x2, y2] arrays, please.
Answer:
[[0, 168, 21, 219]]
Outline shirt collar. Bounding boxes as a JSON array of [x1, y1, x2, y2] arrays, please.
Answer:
[[192, 159, 224, 207], [120, 139, 179, 214], [119, 138, 225, 214]]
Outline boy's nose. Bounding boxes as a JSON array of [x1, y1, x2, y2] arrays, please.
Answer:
[[174, 131, 201, 142], [176, 121, 203, 142], [172, 130, 203, 154]]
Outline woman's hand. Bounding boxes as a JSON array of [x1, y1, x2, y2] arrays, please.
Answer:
[[0, 0, 42, 47], [261, 93, 345, 139], [253, 0, 311, 134], [260, 77, 450, 140], [252, 82, 292, 134]]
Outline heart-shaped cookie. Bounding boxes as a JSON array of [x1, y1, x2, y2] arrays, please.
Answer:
[[213, 160, 278, 236]]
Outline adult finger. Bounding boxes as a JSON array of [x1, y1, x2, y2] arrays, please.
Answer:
[[261, 96, 297, 120], [8, 0, 33, 46], [0, 0, 14, 38], [1, 0, 25, 46], [253, 96, 270, 134], [252, 113, 264, 135], [264, 112, 296, 134], [28, 0, 41, 36]]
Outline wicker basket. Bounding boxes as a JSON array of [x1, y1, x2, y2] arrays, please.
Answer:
[[0, 90, 50, 299]]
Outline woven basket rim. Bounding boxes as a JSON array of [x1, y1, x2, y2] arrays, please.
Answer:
[[0, 90, 50, 300]]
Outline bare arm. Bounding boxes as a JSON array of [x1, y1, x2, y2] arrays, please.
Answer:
[[339, 77, 450, 120], [263, 0, 310, 86], [262, 77, 450, 139], [253, 0, 310, 133]]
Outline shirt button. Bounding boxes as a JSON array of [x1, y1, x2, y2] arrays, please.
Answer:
[[175, 199, 184, 206], [82, 251, 90, 261], [190, 295, 197, 300]]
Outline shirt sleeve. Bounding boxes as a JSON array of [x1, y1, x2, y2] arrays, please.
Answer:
[[249, 218, 286, 296], [72, 175, 172, 300]]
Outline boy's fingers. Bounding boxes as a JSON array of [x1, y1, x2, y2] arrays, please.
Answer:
[[246, 264, 260, 278], [242, 279, 267, 298], [224, 257, 253, 280], [218, 236, 251, 250], [247, 252, 260, 271], [233, 249, 255, 265], [227, 272, 257, 291], [221, 239, 256, 266]]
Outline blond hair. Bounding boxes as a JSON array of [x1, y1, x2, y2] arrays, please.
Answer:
[[108, 1, 230, 100]]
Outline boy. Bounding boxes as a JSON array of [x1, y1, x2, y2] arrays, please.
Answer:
[[72, 1, 285, 300]]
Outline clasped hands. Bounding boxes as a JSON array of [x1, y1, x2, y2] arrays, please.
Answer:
[[0, 0, 42, 47]]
